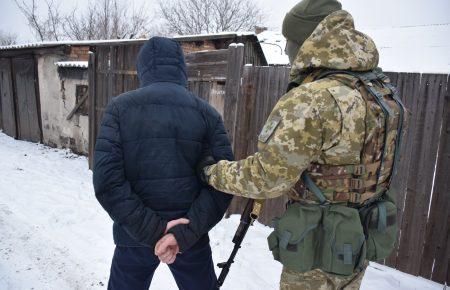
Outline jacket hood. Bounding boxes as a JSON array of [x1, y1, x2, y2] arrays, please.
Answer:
[[290, 10, 379, 82], [136, 36, 188, 88]]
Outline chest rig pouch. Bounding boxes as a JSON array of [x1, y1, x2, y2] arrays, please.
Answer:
[[268, 68, 406, 275]]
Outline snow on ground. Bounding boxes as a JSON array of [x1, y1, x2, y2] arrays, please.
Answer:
[[0, 132, 446, 290]]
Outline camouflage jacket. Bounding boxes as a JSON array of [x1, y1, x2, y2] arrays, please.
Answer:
[[204, 10, 380, 199]]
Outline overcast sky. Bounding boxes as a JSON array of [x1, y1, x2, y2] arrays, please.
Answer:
[[1, 0, 449, 43]]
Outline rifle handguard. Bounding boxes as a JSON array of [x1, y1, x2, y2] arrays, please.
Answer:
[[216, 199, 265, 288]]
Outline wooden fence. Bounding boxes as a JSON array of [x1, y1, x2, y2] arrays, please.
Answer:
[[226, 67, 450, 285], [88, 44, 245, 167], [88, 44, 449, 284]]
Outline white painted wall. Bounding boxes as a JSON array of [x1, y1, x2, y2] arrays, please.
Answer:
[[37, 54, 89, 154]]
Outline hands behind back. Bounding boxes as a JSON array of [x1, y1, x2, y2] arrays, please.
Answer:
[[155, 218, 189, 264]]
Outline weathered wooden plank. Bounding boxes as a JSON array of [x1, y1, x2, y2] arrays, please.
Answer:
[[116, 45, 125, 96], [96, 47, 108, 134], [187, 62, 228, 80], [185, 49, 228, 64], [234, 67, 255, 160], [0, 74, 2, 130], [0, 58, 17, 138], [33, 54, 43, 143], [122, 44, 134, 92], [223, 44, 244, 150], [88, 51, 96, 168], [396, 74, 447, 275], [12, 57, 41, 143], [226, 66, 256, 219], [385, 72, 422, 267], [420, 76, 450, 284], [257, 67, 289, 226], [208, 82, 226, 117], [247, 66, 261, 154]]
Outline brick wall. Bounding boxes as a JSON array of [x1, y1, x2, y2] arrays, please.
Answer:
[[68, 46, 90, 61]]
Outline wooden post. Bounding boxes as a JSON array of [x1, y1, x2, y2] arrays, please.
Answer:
[[223, 43, 244, 151], [88, 51, 96, 169]]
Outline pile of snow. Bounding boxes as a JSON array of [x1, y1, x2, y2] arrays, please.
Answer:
[[0, 132, 446, 290]]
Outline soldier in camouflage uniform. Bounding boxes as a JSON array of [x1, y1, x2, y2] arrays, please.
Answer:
[[202, 0, 405, 289]]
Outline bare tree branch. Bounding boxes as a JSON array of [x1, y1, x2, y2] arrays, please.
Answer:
[[158, 0, 264, 35], [0, 30, 18, 46], [63, 0, 153, 40], [15, 0, 161, 41]]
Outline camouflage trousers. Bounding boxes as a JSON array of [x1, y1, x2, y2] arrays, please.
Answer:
[[280, 263, 367, 290]]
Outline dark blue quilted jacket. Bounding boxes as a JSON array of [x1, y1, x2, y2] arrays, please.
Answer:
[[93, 37, 233, 251]]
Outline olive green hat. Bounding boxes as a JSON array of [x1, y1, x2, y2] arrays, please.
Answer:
[[282, 0, 342, 45]]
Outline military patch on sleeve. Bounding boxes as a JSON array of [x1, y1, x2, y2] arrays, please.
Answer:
[[258, 115, 282, 143]]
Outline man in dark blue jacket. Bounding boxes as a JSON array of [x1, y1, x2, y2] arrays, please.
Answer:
[[93, 36, 233, 290]]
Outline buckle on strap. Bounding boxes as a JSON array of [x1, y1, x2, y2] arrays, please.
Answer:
[[353, 165, 366, 176], [349, 192, 361, 203], [350, 178, 364, 190]]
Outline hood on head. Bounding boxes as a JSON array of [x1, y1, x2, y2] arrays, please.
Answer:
[[290, 10, 379, 81], [136, 36, 187, 88]]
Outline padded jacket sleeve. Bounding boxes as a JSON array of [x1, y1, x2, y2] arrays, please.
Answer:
[[168, 114, 234, 252], [93, 100, 168, 248]]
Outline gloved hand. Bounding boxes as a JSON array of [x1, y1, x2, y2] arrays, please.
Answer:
[[196, 148, 216, 185]]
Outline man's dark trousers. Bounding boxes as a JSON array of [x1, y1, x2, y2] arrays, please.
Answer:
[[108, 242, 217, 290]]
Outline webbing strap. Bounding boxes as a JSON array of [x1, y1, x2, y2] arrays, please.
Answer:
[[335, 236, 366, 265], [343, 244, 353, 265], [279, 230, 292, 250], [377, 202, 387, 233], [385, 83, 406, 186], [301, 172, 327, 204]]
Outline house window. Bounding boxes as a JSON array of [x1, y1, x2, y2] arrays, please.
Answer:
[[75, 85, 89, 116]]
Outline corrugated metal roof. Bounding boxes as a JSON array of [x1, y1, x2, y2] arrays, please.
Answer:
[[54, 61, 89, 68], [0, 39, 148, 51], [0, 33, 257, 51]]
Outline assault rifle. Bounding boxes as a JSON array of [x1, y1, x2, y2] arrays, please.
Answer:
[[217, 199, 264, 288]]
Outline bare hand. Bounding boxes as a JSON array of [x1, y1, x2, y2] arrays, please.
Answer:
[[165, 218, 189, 234], [155, 234, 179, 264]]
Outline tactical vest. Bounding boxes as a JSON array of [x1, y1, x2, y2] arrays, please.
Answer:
[[289, 69, 406, 206]]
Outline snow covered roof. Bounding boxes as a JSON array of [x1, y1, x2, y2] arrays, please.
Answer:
[[257, 24, 450, 72], [0, 32, 257, 51], [362, 23, 450, 74], [0, 38, 148, 51], [55, 61, 88, 68], [173, 31, 256, 41], [257, 30, 289, 65], [3, 26, 446, 73]]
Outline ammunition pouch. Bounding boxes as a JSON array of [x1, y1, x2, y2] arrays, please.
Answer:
[[268, 195, 397, 275], [268, 204, 322, 272], [268, 203, 366, 276], [359, 199, 397, 261]]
